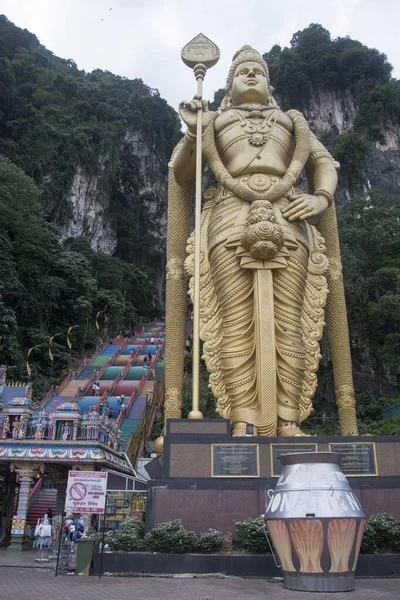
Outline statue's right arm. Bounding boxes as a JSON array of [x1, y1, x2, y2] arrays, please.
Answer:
[[173, 99, 213, 187]]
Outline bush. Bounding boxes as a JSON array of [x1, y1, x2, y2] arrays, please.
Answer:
[[235, 517, 271, 554], [144, 520, 198, 554], [361, 513, 400, 554], [118, 517, 145, 537], [195, 529, 224, 554], [105, 517, 145, 552]]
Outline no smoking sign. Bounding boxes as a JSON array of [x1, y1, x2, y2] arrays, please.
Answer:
[[65, 471, 108, 513], [69, 481, 87, 501]]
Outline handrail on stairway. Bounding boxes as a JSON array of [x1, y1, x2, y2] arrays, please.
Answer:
[[27, 475, 43, 510]]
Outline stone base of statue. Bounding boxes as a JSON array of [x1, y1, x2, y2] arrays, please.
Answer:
[[146, 420, 400, 535]]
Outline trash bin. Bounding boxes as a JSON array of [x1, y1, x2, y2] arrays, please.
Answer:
[[265, 452, 365, 592], [75, 538, 96, 576]]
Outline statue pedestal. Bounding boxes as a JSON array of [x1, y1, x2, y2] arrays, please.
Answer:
[[146, 420, 400, 534]]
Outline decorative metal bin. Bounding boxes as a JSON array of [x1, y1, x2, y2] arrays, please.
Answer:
[[265, 452, 365, 592]]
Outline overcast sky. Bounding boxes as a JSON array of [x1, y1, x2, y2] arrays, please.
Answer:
[[1, 0, 399, 116]]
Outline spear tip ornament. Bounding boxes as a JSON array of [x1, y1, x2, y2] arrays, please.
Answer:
[[181, 33, 220, 72]]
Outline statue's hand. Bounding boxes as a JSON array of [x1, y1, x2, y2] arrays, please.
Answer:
[[282, 193, 328, 222], [179, 99, 211, 135]]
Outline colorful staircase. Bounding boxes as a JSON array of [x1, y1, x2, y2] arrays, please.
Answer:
[[36, 321, 166, 455]]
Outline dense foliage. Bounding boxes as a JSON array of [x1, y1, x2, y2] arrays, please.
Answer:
[[0, 16, 181, 397], [360, 513, 400, 554], [106, 518, 224, 554], [338, 191, 400, 370], [263, 24, 400, 141], [0, 156, 159, 399], [106, 516, 145, 552], [235, 517, 271, 554]]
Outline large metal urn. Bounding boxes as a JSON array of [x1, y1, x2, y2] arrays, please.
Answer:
[[265, 452, 365, 592]]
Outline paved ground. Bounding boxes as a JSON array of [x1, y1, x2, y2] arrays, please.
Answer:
[[0, 567, 399, 600], [0, 547, 54, 568]]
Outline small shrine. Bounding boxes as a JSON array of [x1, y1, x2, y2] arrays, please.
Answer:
[[1, 397, 34, 440], [54, 402, 82, 441]]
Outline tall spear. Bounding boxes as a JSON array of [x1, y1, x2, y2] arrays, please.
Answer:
[[181, 34, 220, 419]]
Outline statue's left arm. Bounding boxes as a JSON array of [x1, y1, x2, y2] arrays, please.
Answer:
[[282, 133, 338, 222]]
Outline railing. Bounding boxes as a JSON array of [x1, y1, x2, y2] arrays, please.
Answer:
[[93, 342, 133, 410], [55, 372, 73, 396], [37, 387, 55, 408], [36, 341, 110, 412], [116, 386, 138, 425], [138, 371, 165, 459], [27, 476, 43, 510], [125, 371, 165, 465], [74, 340, 108, 378]]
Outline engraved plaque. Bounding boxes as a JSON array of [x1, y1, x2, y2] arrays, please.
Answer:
[[271, 444, 318, 476], [329, 442, 377, 476], [212, 444, 260, 477]]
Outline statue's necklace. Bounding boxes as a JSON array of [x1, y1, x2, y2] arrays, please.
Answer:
[[235, 108, 277, 147]]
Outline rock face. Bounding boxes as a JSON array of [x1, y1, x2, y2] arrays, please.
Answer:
[[61, 129, 169, 298], [305, 87, 357, 136], [62, 88, 400, 258], [61, 163, 117, 254], [300, 86, 400, 204]]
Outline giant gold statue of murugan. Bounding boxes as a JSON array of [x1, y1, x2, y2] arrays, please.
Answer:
[[164, 45, 358, 438]]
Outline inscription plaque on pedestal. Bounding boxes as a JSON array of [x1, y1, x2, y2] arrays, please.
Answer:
[[211, 444, 260, 478], [329, 442, 378, 476], [271, 444, 318, 476]]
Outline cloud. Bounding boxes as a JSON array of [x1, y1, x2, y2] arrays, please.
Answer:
[[1, 0, 399, 113]]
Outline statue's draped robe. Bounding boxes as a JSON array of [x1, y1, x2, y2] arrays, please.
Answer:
[[207, 188, 310, 430]]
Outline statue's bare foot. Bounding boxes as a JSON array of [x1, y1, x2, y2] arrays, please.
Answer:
[[277, 421, 310, 437]]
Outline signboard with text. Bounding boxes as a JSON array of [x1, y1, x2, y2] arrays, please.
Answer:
[[211, 444, 260, 477], [65, 471, 108, 514], [11, 516, 25, 536]]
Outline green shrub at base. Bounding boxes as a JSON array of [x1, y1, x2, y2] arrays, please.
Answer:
[[106, 517, 145, 552], [235, 517, 271, 554], [144, 520, 198, 554], [195, 529, 224, 554], [360, 513, 400, 554], [106, 519, 224, 554]]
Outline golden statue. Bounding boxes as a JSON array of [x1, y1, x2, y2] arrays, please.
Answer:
[[164, 45, 358, 439]]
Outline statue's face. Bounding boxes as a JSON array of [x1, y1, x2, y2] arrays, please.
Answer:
[[230, 61, 269, 105]]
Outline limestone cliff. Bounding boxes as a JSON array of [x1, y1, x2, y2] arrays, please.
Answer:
[[301, 87, 400, 204], [60, 128, 170, 299]]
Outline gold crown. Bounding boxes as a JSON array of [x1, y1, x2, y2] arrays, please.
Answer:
[[226, 45, 270, 89]]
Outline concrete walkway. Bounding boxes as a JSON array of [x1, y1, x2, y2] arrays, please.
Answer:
[[0, 565, 399, 600], [0, 547, 54, 568]]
